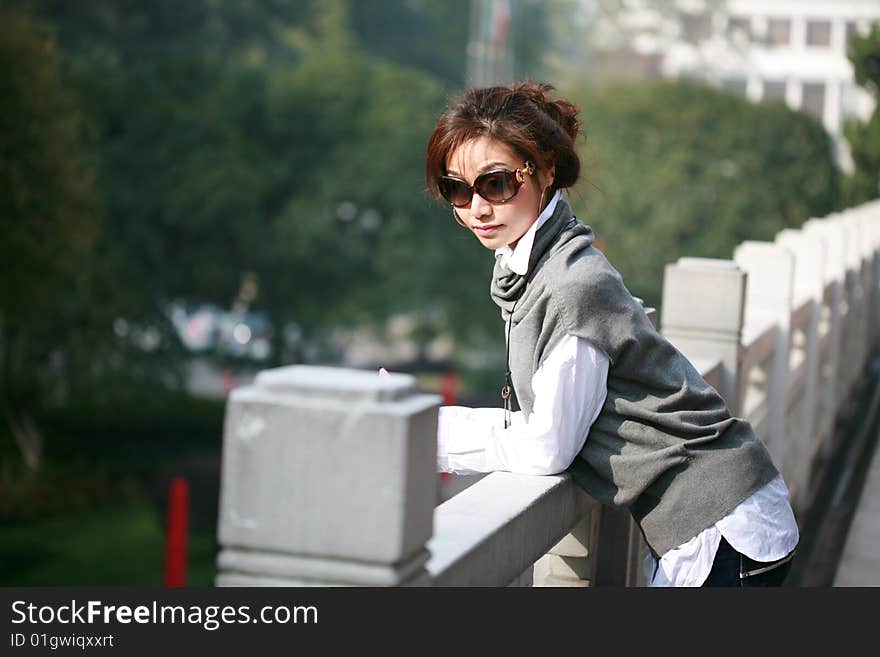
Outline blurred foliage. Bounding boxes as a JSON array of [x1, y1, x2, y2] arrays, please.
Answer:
[[0, 382, 224, 523], [0, 1, 856, 425], [351, 0, 469, 86], [843, 23, 880, 205], [0, 6, 102, 447], [570, 81, 840, 310], [7, 0, 509, 364], [508, 0, 553, 82], [350, 0, 550, 86]]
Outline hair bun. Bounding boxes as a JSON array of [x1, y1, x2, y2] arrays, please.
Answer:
[[511, 81, 581, 143]]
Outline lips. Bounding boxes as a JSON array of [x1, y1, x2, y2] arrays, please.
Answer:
[[473, 224, 502, 236]]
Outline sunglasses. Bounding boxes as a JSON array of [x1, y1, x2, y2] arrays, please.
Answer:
[[438, 162, 535, 208]]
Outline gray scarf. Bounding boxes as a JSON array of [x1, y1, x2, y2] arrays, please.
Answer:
[[490, 199, 591, 321]]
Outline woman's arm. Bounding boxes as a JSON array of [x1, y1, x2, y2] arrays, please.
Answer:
[[437, 335, 609, 475]]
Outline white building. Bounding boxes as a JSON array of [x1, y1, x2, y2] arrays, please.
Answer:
[[588, 0, 880, 170]]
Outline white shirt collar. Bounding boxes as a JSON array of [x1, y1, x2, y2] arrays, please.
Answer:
[[495, 189, 563, 275]]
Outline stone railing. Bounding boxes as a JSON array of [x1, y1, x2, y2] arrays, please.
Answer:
[[214, 200, 880, 587], [663, 201, 880, 515]]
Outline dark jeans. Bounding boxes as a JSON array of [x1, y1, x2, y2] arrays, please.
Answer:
[[701, 537, 795, 587]]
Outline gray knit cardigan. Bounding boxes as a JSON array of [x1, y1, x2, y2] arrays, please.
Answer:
[[490, 198, 779, 556]]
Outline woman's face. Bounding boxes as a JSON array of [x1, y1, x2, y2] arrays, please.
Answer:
[[444, 136, 552, 250]]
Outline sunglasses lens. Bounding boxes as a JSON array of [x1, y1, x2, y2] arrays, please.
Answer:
[[476, 171, 518, 203], [439, 168, 523, 208], [439, 177, 472, 208]]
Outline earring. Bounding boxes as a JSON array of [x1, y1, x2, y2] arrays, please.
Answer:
[[538, 185, 550, 214], [452, 206, 468, 228]]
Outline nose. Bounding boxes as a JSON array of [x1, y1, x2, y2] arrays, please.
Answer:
[[468, 192, 493, 222]]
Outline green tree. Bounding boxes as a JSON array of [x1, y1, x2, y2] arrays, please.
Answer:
[[0, 7, 99, 469], [20, 0, 501, 363], [350, 0, 469, 86], [568, 81, 839, 310], [350, 0, 551, 87], [842, 23, 880, 205]]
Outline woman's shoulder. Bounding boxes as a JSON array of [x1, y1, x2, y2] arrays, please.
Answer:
[[542, 228, 645, 329], [545, 229, 624, 293]]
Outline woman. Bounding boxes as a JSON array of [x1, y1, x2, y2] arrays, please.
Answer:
[[425, 81, 799, 587]]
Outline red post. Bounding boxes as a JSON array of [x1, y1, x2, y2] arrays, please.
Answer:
[[220, 369, 235, 397], [440, 370, 459, 407], [164, 476, 189, 587]]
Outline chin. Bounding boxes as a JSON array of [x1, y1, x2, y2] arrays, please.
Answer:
[[475, 234, 506, 249]]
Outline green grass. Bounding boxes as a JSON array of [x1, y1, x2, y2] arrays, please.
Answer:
[[0, 385, 225, 586], [0, 487, 218, 586]]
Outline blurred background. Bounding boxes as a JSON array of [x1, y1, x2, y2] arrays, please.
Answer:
[[2, 0, 879, 585]]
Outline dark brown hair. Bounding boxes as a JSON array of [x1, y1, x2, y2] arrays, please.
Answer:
[[425, 81, 582, 200]]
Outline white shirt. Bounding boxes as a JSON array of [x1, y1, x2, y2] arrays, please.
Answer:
[[494, 189, 562, 274], [437, 334, 608, 476], [436, 194, 799, 586]]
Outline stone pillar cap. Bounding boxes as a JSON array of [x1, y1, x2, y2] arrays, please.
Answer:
[[253, 365, 416, 402]]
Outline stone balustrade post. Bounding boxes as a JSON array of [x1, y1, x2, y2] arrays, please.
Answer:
[[868, 203, 880, 348], [660, 258, 747, 414], [215, 365, 441, 586], [871, 206, 880, 348], [733, 241, 796, 475], [776, 229, 824, 511], [849, 209, 876, 370], [839, 213, 867, 392], [804, 218, 845, 458], [862, 206, 880, 347]]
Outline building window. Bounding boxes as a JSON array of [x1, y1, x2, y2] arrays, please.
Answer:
[[806, 20, 832, 47], [681, 13, 712, 43], [763, 80, 786, 102], [766, 18, 791, 46], [802, 83, 826, 120], [728, 16, 751, 41]]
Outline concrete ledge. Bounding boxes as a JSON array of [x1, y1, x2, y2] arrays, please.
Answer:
[[426, 471, 593, 586]]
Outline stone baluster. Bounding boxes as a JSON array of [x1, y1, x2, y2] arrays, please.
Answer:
[[847, 209, 874, 372], [532, 496, 602, 587], [804, 218, 846, 457], [869, 203, 880, 347], [839, 212, 866, 394], [870, 205, 880, 347], [776, 229, 824, 512]]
